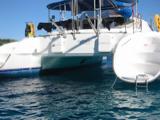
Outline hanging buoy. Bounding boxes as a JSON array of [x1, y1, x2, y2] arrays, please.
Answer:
[[25, 22, 36, 37], [154, 14, 160, 32]]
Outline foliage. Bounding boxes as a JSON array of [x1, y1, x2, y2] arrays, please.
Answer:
[[0, 38, 16, 46]]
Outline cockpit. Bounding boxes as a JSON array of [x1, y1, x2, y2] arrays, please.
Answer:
[[37, 0, 135, 32]]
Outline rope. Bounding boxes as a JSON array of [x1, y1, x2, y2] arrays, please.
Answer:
[[111, 77, 118, 89], [0, 54, 11, 69]]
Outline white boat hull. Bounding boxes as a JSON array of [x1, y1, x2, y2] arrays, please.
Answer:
[[0, 19, 152, 76], [0, 29, 120, 75]]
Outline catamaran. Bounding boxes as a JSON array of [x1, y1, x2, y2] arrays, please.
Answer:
[[0, 0, 134, 76], [1, 0, 160, 82]]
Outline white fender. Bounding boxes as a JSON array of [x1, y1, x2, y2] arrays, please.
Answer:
[[113, 32, 160, 83]]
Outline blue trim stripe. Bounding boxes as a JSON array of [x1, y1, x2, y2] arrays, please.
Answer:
[[0, 67, 41, 77], [0, 67, 41, 73]]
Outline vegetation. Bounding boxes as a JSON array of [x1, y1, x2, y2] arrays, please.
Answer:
[[0, 38, 16, 46]]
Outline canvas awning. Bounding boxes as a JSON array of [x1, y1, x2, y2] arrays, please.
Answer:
[[47, 0, 135, 11]]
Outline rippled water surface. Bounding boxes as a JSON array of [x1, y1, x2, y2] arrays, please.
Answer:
[[0, 63, 160, 120]]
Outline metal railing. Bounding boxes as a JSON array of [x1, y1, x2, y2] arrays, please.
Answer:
[[132, 13, 143, 33]]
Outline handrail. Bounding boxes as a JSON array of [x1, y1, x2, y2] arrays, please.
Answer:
[[132, 13, 142, 33], [50, 19, 66, 37], [85, 14, 99, 37]]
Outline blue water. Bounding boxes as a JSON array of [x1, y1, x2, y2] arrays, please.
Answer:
[[0, 62, 160, 119]]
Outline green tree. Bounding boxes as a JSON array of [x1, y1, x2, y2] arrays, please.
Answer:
[[0, 38, 16, 46]]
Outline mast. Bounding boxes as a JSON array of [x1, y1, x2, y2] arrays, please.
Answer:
[[136, 0, 138, 17], [72, 0, 75, 32], [72, 0, 78, 29], [76, 0, 79, 30], [99, 0, 102, 20], [71, 0, 77, 39], [97, 0, 102, 53], [64, 4, 66, 20], [48, 9, 51, 22], [98, 0, 102, 30], [94, 0, 96, 27]]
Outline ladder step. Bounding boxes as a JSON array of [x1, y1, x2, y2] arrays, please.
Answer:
[[135, 74, 149, 94], [136, 85, 148, 88], [136, 74, 149, 82]]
